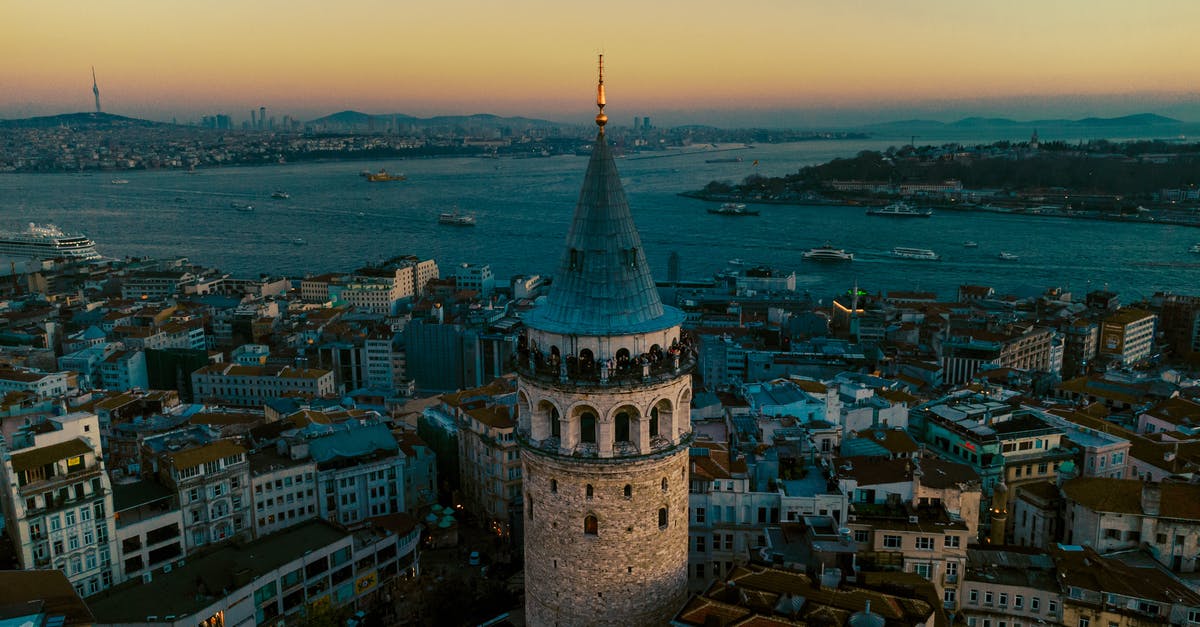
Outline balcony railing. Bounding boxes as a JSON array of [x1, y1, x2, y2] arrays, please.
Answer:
[[513, 349, 695, 390]]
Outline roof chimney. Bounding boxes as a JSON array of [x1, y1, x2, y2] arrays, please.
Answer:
[[1141, 481, 1161, 517]]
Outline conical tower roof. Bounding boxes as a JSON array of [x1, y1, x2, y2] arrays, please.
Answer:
[[526, 132, 682, 336]]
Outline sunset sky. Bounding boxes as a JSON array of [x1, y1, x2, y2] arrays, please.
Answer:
[[4, 0, 1199, 125]]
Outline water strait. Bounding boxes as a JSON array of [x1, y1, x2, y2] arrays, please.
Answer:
[[2, 134, 1197, 302]]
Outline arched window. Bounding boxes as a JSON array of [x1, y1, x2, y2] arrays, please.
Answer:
[[586, 484, 594, 500], [661, 477, 668, 492], [550, 479, 558, 494], [615, 412, 631, 442], [550, 406, 561, 438], [658, 507, 668, 529], [623, 484, 632, 499], [649, 407, 660, 438], [579, 348, 594, 366], [581, 412, 597, 444], [584, 515, 598, 536]]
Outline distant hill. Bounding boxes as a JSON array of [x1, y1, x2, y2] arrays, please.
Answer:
[[864, 113, 1183, 132], [307, 110, 567, 130], [0, 111, 172, 129]]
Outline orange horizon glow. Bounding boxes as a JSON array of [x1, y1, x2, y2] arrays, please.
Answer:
[[4, 0, 1200, 121]]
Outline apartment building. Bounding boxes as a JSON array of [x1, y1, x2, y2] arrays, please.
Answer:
[[1098, 308, 1157, 366], [191, 364, 335, 407], [157, 440, 251, 551], [0, 412, 120, 597]]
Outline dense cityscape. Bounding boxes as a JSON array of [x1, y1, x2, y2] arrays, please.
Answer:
[[2, 45, 1200, 627]]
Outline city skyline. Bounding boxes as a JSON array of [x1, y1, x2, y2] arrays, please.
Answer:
[[5, 0, 1200, 126]]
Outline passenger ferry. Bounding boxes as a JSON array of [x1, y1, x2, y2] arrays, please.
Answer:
[[802, 243, 854, 262], [892, 247, 940, 261], [707, 202, 760, 216], [866, 202, 933, 218], [0, 223, 101, 261], [438, 212, 476, 226]]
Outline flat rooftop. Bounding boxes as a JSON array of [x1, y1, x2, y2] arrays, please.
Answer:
[[86, 520, 347, 623]]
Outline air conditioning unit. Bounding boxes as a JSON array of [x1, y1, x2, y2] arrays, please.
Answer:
[[176, 559, 186, 567], [142, 572, 153, 583], [162, 564, 172, 573], [908, 515, 919, 523]]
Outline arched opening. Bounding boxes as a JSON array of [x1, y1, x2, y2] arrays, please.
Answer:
[[550, 479, 557, 494], [653, 398, 674, 441], [649, 344, 663, 364], [615, 347, 631, 371], [535, 399, 561, 441], [661, 477, 668, 492], [586, 484, 594, 500], [579, 348, 595, 373], [550, 345, 560, 361], [623, 484, 632, 499], [615, 412, 631, 443], [580, 411, 597, 444], [649, 407, 660, 438], [658, 507, 668, 529], [584, 515, 598, 536]]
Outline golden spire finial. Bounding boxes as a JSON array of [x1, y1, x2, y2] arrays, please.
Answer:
[[595, 54, 608, 130]]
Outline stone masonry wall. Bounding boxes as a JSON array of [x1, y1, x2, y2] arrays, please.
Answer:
[[522, 443, 689, 626]]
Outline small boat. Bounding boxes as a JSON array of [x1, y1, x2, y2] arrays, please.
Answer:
[[727, 258, 747, 266], [439, 212, 476, 226], [892, 247, 940, 261], [271, 191, 290, 199], [963, 241, 979, 248], [231, 202, 254, 212], [364, 169, 406, 182], [867, 202, 933, 218], [1190, 244, 1200, 254], [707, 203, 759, 216], [110, 179, 129, 185], [291, 237, 307, 246], [802, 243, 854, 262], [705, 156, 743, 164], [356, 211, 366, 217], [998, 251, 1019, 261]]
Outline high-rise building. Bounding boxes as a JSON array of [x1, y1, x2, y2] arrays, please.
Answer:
[[259, 106, 267, 130], [516, 57, 693, 625]]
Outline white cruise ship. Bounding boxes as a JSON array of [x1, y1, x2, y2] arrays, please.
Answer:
[[0, 224, 101, 261]]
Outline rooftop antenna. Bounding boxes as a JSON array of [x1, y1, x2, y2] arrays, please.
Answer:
[[91, 66, 101, 114], [595, 54, 607, 132]]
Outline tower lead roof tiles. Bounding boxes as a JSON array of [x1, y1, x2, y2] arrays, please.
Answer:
[[525, 131, 683, 336]]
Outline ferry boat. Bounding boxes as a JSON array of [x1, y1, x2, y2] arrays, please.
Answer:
[[892, 247, 940, 261], [707, 203, 760, 216], [231, 202, 254, 212], [438, 212, 476, 227], [365, 169, 406, 182], [998, 251, 1020, 261], [271, 191, 290, 199], [867, 202, 933, 218], [802, 243, 854, 262], [0, 223, 101, 261]]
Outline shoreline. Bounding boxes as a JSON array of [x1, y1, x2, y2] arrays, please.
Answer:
[[678, 191, 1200, 229]]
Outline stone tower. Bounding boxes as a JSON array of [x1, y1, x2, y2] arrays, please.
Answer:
[[516, 56, 693, 626]]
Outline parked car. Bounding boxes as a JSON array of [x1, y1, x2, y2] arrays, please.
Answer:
[[468, 550, 481, 566]]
